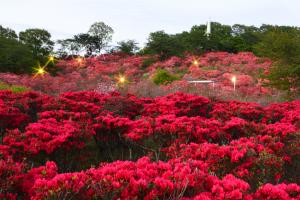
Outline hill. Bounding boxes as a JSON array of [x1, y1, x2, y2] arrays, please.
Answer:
[[0, 52, 282, 103]]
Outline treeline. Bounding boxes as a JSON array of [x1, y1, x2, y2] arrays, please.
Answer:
[[144, 22, 300, 59], [0, 26, 53, 73], [1, 22, 300, 92], [0, 22, 139, 74]]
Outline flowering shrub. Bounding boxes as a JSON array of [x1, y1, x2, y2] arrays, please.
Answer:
[[165, 136, 286, 187], [0, 91, 299, 199], [30, 158, 253, 200], [255, 183, 300, 200], [0, 157, 24, 199]]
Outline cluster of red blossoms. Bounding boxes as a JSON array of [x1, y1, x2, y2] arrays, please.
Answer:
[[0, 91, 299, 199], [0, 52, 273, 97]]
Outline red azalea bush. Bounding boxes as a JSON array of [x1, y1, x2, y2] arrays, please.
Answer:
[[254, 183, 300, 200], [0, 157, 25, 199], [30, 157, 253, 200], [0, 90, 299, 199], [164, 136, 286, 187]]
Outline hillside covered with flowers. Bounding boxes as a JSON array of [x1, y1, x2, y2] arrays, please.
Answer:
[[0, 52, 276, 100]]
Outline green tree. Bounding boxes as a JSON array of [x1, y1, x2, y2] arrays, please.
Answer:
[[206, 22, 234, 52], [145, 31, 185, 60], [255, 28, 300, 64], [59, 22, 114, 56], [116, 40, 139, 55], [0, 25, 18, 40], [231, 24, 260, 52], [19, 28, 54, 59], [73, 33, 95, 55], [183, 25, 207, 54], [87, 22, 114, 54], [57, 39, 82, 58], [181, 22, 234, 53], [255, 28, 300, 92], [0, 37, 36, 74]]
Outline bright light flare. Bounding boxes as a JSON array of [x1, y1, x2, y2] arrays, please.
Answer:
[[231, 76, 237, 91], [193, 60, 199, 66], [116, 74, 127, 86], [119, 76, 126, 84], [49, 56, 54, 61], [37, 68, 45, 74], [231, 76, 236, 83], [33, 66, 47, 78], [77, 57, 83, 63]]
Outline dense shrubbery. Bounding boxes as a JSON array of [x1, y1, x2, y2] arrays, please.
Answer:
[[0, 91, 299, 199], [0, 52, 276, 100]]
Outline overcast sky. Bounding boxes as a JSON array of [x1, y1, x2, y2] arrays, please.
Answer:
[[0, 0, 299, 46]]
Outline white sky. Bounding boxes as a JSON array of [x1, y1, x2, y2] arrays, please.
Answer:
[[0, 0, 299, 46]]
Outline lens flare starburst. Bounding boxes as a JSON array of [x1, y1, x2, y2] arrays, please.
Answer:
[[115, 74, 127, 86], [33, 66, 47, 78], [193, 60, 199, 66]]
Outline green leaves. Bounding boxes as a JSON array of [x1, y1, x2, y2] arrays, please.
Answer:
[[19, 28, 54, 59], [152, 69, 179, 85], [0, 37, 37, 74]]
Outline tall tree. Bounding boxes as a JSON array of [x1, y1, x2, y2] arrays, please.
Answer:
[[0, 25, 18, 40], [19, 28, 54, 59], [231, 24, 260, 52], [145, 31, 184, 60], [57, 39, 82, 58], [0, 37, 36, 74], [87, 22, 114, 55], [116, 40, 139, 55], [255, 28, 300, 92]]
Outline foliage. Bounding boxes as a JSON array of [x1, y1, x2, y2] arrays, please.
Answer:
[[254, 27, 300, 65], [0, 25, 18, 40], [57, 21, 114, 56], [19, 28, 54, 60], [144, 31, 185, 60], [56, 39, 81, 57], [116, 39, 139, 55], [88, 21, 114, 54], [0, 91, 299, 199], [255, 27, 300, 93], [0, 37, 37, 74], [143, 23, 300, 61], [0, 82, 29, 93], [152, 68, 179, 85]]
